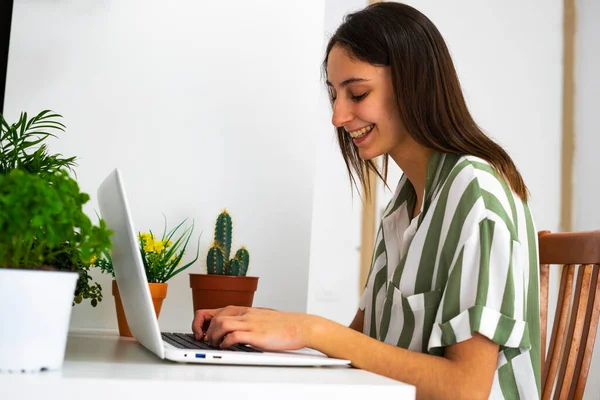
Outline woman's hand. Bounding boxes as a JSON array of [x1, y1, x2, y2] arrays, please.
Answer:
[[191, 306, 248, 340], [191, 306, 321, 351]]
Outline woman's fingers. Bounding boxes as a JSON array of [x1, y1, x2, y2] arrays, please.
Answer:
[[191, 308, 221, 339], [192, 306, 250, 340], [219, 330, 257, 349], [205, 315, 249, 346]]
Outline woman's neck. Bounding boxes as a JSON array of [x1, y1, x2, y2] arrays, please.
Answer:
[[388, 139, 433, 217]]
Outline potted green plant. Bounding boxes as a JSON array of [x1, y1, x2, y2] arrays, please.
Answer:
[[94, 217, 200, 336], [0, 111, 112, 372], [0, 110, 106, 308], [189, 210, 259, 311]]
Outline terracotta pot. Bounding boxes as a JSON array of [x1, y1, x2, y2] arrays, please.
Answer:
[[189, 274, 259, 311], [112, 280, 167, 337]]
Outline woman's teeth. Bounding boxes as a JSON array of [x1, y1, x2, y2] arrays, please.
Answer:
[[348, 124, 374, 139]]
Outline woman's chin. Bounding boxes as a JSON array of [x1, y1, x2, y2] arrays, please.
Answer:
[[357, 148, 381, 161]]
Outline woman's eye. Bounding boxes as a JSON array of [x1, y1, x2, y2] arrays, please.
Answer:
[[351, 92, 368, 102]]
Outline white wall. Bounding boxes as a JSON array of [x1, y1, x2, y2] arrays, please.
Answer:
[[573, 1, 600, 398], [5, 0, 326, 332]]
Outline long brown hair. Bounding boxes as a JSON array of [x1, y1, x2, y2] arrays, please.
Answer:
[[323, 2, 529, 201]]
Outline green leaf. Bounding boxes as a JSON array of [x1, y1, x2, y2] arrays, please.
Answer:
[[164, 232, 201, 281]]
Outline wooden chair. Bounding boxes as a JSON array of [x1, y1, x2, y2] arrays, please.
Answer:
[[539, 230, 600, 400]]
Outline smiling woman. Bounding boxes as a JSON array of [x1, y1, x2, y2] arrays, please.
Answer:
[[193, 3, 541, 399], [0, 0, 12, 114]]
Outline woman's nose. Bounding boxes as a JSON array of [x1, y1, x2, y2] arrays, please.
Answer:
[[331, 99, 353, 128]]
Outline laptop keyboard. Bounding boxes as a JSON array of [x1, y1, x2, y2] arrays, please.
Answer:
[[161, 332, 262, 353]]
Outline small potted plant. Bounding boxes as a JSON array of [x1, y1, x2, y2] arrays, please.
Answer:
[[189, 210, 259, 311], [94, 217, 200, 336], [0, 111, 112, 372]]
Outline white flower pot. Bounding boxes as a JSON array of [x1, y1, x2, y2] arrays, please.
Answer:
[[0, 269, 78, 373]]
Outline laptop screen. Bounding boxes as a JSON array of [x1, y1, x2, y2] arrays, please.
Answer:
[[97, 168, 166, 358]]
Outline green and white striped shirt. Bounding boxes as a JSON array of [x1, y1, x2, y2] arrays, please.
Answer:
[[360, 152, 540, 399]]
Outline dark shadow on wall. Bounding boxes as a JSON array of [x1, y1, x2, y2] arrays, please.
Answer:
[[0, 0, 14, 115]]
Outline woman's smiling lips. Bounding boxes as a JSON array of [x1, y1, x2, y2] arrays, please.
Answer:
[[346, 124, 374, 145]]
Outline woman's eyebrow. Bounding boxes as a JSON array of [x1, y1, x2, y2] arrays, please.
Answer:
[[326, 78, 370, 87]]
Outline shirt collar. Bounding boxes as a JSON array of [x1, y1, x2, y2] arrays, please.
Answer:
[[383, 152, 460, 224]]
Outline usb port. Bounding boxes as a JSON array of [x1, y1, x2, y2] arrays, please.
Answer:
[[195, 353, 206, 358], [213, 356, 222, 359]]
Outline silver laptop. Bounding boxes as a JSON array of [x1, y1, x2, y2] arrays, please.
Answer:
[[97, 168, 350, 367]]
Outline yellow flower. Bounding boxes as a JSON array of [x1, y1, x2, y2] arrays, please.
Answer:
[[140, 232, 156, 253], [153, 240, 165, 253], [165, 239, 173, 248], [139, 232, 153, 242], [89, 255, 98, 265]]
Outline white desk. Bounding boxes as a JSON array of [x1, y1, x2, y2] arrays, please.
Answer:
[[0, 332, 415, 399]]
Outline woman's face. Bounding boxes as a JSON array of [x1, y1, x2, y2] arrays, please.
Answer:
[[326, 44, 408, 160]]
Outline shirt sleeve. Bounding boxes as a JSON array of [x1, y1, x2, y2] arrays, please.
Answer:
[[428, 217, 532, 352]]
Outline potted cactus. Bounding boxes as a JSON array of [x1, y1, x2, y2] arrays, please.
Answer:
[[189, 210, 259, 311]]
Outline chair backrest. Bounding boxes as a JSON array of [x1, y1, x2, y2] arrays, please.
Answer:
[[539, 230, 600, 400]]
